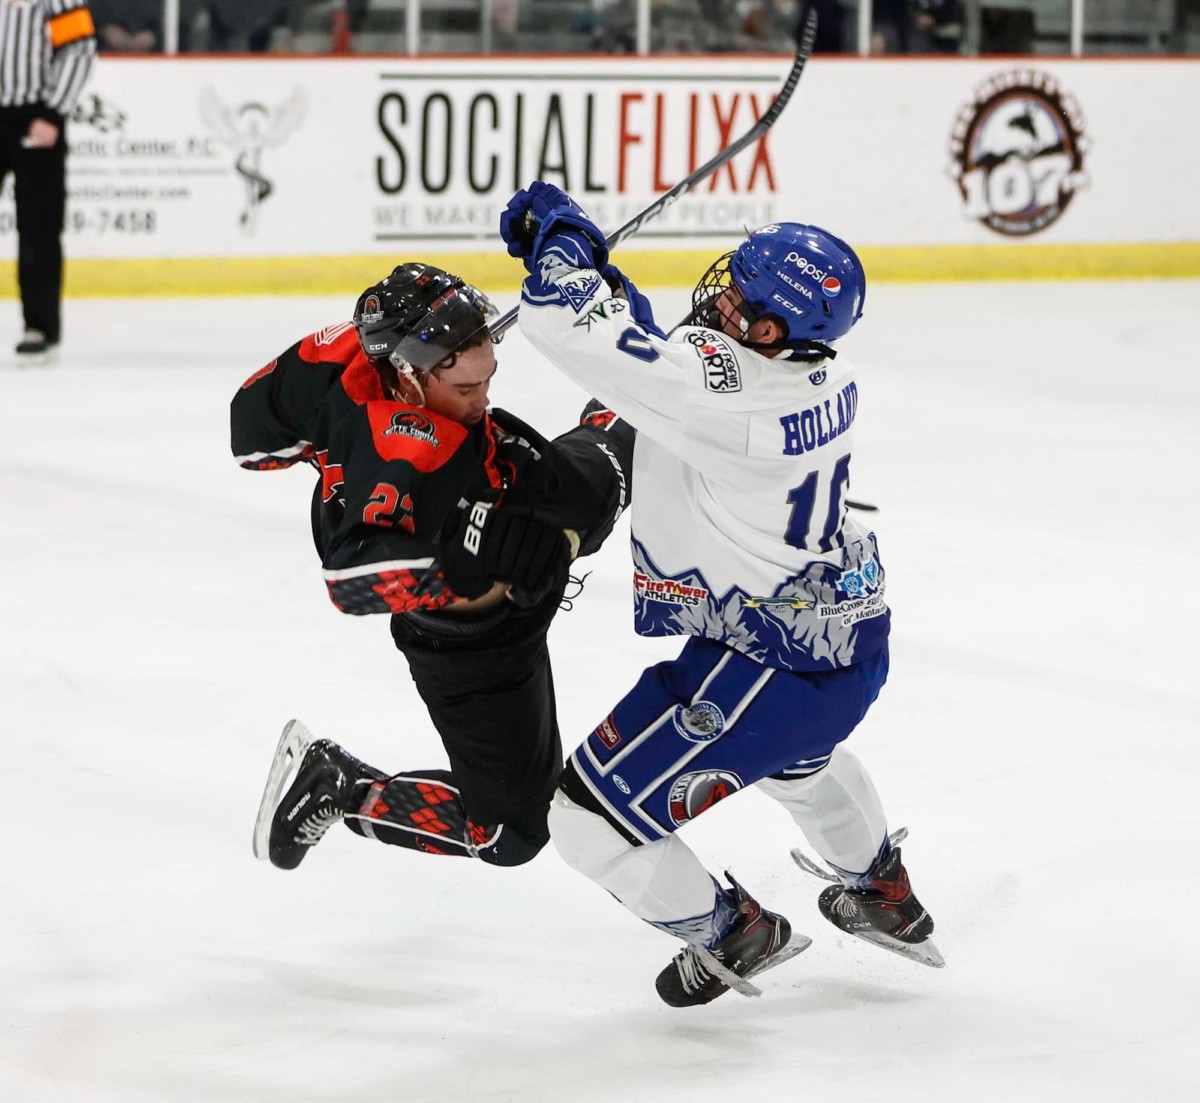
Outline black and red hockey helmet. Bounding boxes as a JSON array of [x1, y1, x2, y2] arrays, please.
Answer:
[[354, 263, 500, 372]]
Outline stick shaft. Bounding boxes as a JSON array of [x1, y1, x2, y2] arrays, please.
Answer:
[[491, 6, 818, 339]]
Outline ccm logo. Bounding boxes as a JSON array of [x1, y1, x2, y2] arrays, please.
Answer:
[[463, 502, 489, 556]]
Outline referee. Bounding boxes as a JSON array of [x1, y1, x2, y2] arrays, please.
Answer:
[[1, 0, 96, 357]]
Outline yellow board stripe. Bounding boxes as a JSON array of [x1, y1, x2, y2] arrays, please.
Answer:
[[48, 7, 96, 47], [1, 243, 1198, 298]]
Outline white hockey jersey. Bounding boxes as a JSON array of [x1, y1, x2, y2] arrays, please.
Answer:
[[519, 257, 889, 673]]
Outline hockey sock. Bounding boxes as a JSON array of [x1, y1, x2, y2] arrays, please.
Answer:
[[757, 746, 888, 878], [549, 790, 724, 943], [346, 770, 490, 858]]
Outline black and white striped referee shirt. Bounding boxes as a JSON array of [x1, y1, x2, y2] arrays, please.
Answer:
[[0, 0, 96, 118]]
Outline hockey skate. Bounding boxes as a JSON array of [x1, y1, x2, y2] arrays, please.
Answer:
[[806, 844, 945, 969], [252, 720, 370, 870], [655, 875, 810, 1008]]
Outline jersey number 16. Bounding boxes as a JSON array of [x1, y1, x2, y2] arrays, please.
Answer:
[[784, 453, 851, 554]]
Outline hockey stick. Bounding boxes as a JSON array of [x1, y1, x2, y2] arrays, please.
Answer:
[[490, 4, 819, 340]]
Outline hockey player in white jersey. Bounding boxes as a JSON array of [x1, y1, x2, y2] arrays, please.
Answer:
[[492, 182, 943, 1007]]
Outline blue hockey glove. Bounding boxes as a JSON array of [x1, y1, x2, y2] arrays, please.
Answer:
[[500, 181, 608, 274], [601, 263, 664, 335], [499, 182, 563, 259]]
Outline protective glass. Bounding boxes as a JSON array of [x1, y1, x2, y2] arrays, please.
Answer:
[[392, 285, 501, 371]]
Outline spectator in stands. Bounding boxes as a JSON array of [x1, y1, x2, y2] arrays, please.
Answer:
[[493, 0, 519, 35], [92, 0, 162, 51], [188, 1, 308, 52], [742, 0, 846, 52], [592, 0, 637, 52], [870, 0, 912, 53], [913, 0, 962, 52]]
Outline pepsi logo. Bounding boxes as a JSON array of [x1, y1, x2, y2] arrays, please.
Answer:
[[822, 277, 842, 297]]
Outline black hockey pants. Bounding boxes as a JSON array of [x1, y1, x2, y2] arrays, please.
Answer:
[[377, 589, 565, 866]]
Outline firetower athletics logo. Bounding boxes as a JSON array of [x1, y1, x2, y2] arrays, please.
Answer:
[[949, 70, 1090, 236]]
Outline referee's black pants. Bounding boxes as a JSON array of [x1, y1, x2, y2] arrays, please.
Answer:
[[0, 106, 67, 343]]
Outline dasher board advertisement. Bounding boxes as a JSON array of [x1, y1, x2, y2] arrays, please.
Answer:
[[1, 56, 1196, 274]]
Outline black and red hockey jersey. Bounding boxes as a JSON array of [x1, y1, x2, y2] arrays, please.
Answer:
[[231, 321, 633, 617]]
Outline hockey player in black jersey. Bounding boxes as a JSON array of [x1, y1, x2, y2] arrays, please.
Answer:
[[231, 262, 633, 869]]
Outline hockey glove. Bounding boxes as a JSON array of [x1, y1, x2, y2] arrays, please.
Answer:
[[500, 182, 609, 274], [426, 499, 572, 607], [601, 263, 663, 334]]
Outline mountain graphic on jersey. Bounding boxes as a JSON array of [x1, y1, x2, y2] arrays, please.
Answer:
[[630, 537, 889, 672]]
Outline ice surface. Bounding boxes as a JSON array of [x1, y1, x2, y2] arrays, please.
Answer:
[[2, 282, 1198, 1102]]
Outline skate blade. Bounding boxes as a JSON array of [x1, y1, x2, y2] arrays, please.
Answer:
[[846, 928, 945, 969], [251, 719, 316, 860], [696, 933, 812, 999]]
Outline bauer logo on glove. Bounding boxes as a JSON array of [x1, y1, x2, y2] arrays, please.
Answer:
[[430, 497, 573, 607]]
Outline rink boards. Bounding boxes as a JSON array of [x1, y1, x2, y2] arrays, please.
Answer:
[[1, 54, 1197, 294]]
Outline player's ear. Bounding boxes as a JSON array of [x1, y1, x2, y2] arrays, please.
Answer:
[[746, 314, 785, 350], [393, 369, 427, 406]]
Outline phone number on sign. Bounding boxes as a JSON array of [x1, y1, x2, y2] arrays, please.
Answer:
[[67, 209, 158, 234], [0, 209, 158, 234]]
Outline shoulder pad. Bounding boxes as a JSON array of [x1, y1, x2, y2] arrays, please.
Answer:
[[298, 321, 360, 365], [366, 404, 469, 472], [341, 351, 386, 404]]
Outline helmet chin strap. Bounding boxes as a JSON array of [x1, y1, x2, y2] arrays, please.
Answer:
[[745, 335, 837, 361], [403, 369, 428, 407], [687, 296, 835, 360], [730, 299, 836, 360], [389, 365, 427, 407]]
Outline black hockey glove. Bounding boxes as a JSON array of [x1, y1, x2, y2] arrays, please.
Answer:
[[420, 500, 572, 607]]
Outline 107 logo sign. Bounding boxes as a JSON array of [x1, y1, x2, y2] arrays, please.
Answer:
[[950, 70, 1090, 236]]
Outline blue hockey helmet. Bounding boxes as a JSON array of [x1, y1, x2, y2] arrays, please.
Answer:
[[691, 223, 866, 357]]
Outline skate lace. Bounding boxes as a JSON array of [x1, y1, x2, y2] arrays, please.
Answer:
[[295, 805, 342, 846], [559, 572, 590, 612], [674, 946, 716, 993]]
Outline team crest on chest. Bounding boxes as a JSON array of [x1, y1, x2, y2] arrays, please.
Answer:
[[384, 411, 440, 446]]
